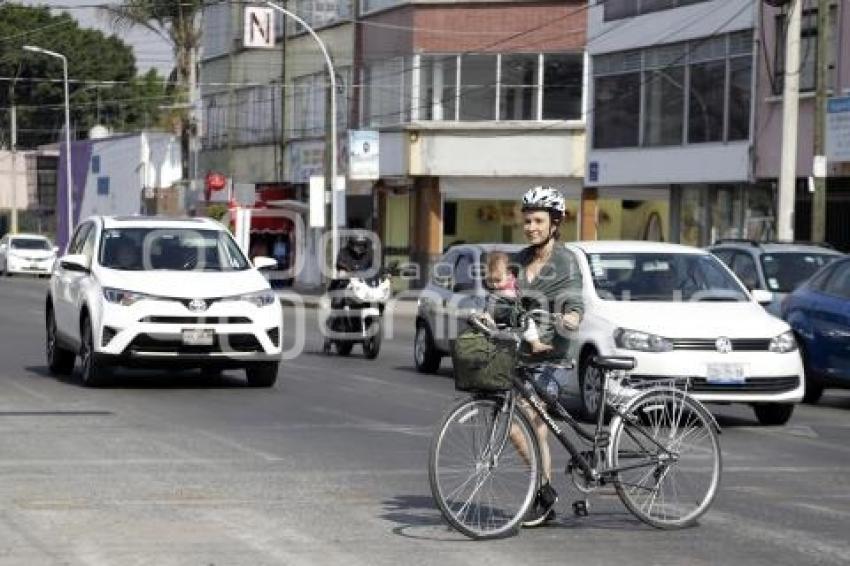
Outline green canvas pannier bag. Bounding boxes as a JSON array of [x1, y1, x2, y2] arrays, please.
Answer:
[[451, 328, 516, 392]]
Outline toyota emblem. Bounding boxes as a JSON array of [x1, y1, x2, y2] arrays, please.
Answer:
[[188, 298, 208, 313], [715, 337, 732, 354]]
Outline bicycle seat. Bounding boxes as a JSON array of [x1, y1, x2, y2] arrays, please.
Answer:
[[591, 356, 636, 371]]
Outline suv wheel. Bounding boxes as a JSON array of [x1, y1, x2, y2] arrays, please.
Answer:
[[46, 305, 75, 375], [753, 403, 794, 426], [79, 315, 110, 387], [414, 323, 441, 374], [246, 362, 278, 387]]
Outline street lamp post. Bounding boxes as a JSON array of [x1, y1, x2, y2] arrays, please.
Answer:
[[264, 1, 340, 277], [23, 45, 73, 248]]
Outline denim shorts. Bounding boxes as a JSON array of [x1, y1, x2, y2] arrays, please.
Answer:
[[527, 364, 569, 401]]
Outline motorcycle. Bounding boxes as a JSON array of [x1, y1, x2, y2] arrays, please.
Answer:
[[322, 271, 392, 359]]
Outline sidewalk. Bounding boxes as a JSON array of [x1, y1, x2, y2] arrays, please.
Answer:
[[274, 286, 420, 317]]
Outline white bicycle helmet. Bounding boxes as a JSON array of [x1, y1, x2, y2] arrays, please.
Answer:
[[521, 186, 566, 216]]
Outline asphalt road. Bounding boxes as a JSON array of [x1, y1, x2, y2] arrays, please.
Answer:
[[1, 276, 849, 565]]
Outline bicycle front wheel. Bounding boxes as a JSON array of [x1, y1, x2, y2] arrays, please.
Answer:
[[429, 397, 540, 539], [610, 388, 721, 529]]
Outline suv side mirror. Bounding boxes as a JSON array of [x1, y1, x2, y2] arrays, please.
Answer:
[[59, 254, 90, 273], [751, 289, 774, 306], [253, 256, 278, 270]]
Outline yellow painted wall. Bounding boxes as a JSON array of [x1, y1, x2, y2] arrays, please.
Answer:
[[596, 199, 670, 241], [447, 199, 582, 245]]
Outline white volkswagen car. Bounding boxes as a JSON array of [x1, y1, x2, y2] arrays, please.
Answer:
[[566, 241, 804, 426], [0, 233, 57, 276], [45, 216, 282, 387]]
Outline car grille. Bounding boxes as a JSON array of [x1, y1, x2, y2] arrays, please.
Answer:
[[127, 333, 263, 354], [672, 338, 772, 352], [631, 375, 799, 393], [139, 316, 252, 324]]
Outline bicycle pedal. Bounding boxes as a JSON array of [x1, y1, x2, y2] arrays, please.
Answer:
[[572, 499, 590, 518]]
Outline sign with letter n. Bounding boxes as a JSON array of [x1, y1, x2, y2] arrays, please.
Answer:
[[244, 7, 276, 49]]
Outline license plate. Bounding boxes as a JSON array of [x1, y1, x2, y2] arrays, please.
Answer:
[[182, 329, 214, 346], [706, 363, 746, 384]]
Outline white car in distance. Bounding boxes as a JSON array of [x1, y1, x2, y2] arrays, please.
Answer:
[[46, 216, 283, 387], [566, 241, 804, 426], [0, 233, 57, 276]]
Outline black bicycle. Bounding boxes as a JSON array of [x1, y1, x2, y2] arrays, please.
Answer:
[[429, 314, 722, 539]]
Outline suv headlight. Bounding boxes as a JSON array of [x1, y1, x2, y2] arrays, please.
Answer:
[[103, 287, 154, 306], [614, 328, 674, 352], [769, 331, 797, 353], [224, 290, 277, 308]]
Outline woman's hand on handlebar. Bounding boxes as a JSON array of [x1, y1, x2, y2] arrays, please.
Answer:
[[555, 311, 582, 333]]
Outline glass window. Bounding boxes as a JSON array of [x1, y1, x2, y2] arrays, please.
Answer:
[[730, 252, 759, 290], [459, 54, 497, 121], [775, 10, 817, 93], [593, 72, 640, 148], [727, 57, 752, 141], [454, 253, 475, 290], [500, 54, 538, 120], [712, 249, 735, 266], [823, 261, 850, 299], [643, 66, 684, 145], [641, 0, 677, 14], [604, 0, 637, 21], [687, 60, 725, 143], [542, 53, 583, 120], [420, 55, 457, 121], [68, 223, 92, 255], [366, 58, 405, 126], [10, 237, 51, 251], [586, 252, 747, 302], [99, 228, 250, 272], [761, 253, 840, 293]]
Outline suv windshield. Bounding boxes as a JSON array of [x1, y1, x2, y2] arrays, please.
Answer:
[[99, 227, 250, 272], [761, 252, 838, 293], [587, 252, 748, 302], [11, 238, 50, 251]]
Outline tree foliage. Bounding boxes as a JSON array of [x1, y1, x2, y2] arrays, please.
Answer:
[[0, 4, 170, 149]]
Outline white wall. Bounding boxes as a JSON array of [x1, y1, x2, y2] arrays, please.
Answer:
[[404, 125, 585, 178], [78, 133, 181, 219], [588, 142, 750, 186], [0, 152, 28, 210]]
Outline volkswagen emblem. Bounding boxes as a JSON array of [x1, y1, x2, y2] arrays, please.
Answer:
[[188, 298, 208, 313], [715, 337, 732, 354]]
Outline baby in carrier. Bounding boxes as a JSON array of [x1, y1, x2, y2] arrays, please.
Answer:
[[484, 251, 552, 355]]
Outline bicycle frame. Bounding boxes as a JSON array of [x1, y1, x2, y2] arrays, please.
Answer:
[[492, 366, 682, 484]]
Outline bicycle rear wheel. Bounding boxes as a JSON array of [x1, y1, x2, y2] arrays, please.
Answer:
[[429, 397, 540, 539], [610, 388, 721, 529]]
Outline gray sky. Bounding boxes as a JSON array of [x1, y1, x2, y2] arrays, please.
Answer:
[[19, 1, 174, 77]]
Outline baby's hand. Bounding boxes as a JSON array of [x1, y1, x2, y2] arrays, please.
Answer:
[[530, 341, 553, 354]]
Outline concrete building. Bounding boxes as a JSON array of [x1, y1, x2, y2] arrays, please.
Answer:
[[754, 0, 850, 246], [357, 0, 588, 281], [585, 0, 759, 246], [55, 131, 181, 249], [0, 148, 58, 238]]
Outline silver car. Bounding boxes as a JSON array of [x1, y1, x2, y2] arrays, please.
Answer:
[[413, 243, 523, 373], [708, 239, 842, 316]]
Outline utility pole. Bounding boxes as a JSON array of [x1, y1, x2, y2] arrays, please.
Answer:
[[10, 99, 18, 234], [811, 0, 830, 242], [777, 0, 803, 241]]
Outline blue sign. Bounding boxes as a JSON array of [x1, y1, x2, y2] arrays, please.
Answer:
[[827, 96, 850, 114], [97, 176, 110, 195], [588, 161, 599, 183]]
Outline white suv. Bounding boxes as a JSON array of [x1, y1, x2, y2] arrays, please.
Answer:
[[45, 216, 283, 387]]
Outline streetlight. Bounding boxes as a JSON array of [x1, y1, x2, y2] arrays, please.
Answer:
[[264, 1, 340, 277], [23, 45, 73, 248]]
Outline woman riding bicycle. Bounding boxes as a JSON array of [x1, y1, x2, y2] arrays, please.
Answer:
[[501, 186, 585, 526]]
